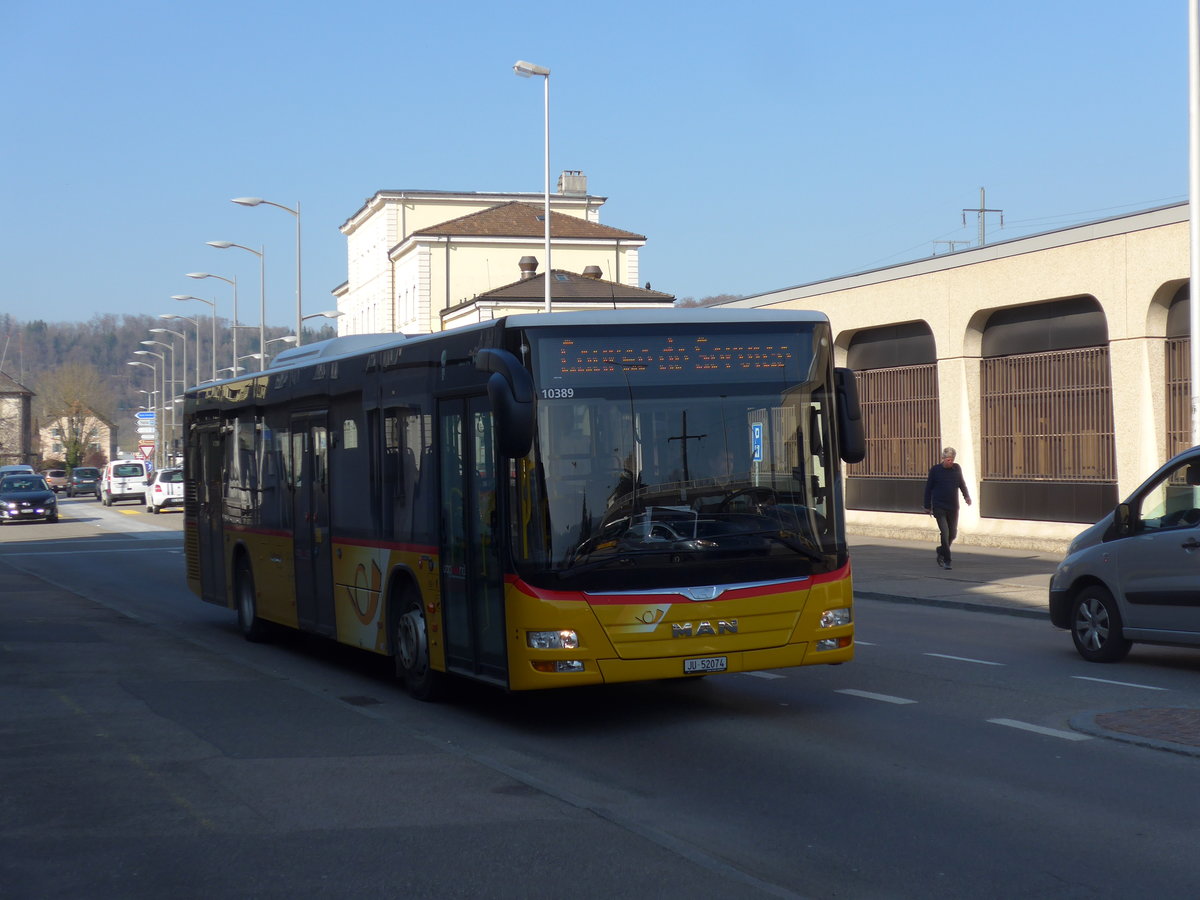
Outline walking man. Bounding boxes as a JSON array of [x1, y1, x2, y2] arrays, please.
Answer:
[[923, 447, 972, 570]]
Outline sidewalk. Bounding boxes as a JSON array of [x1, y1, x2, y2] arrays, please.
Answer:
[[849, 535, 1200, 757], [850, 536, 1056, 618]]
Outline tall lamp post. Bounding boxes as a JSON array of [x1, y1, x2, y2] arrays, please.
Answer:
[[160, 313, 201, 386], [171, 295, 218, 382], [187, 272, 238, 376], [207, 241, 265, 369], [513, 59, 551, 313], [150, 327, 188, 392], [127, 358, 161, 467], [231, 197, 301, 343]]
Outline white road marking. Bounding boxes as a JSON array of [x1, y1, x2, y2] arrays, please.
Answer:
[[924, 653, 1005, 666], [836, 689, 917, 705], [854, 640, 876, 646], [988, 718, 1092, 741], [1071, 675, 1168, 691], [741, 671, 785, 680]]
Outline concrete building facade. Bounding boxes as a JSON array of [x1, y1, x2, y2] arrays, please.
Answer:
[[731, 203, 1192, 552]]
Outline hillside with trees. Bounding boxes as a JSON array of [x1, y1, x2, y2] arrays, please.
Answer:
[[0, 312, 335, 463]]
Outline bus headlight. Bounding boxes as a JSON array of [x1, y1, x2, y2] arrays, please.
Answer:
[[527, 629, 579, 650], [819, 608, 851, 629]]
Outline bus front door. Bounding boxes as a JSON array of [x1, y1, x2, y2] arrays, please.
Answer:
[[292, 413, 335, 636], [438, 396, 507, 684]]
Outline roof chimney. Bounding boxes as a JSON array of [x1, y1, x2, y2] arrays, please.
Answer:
[[582, 265, 603, 280], [519, 256, 539, 280], [557, 170, 587, 196]]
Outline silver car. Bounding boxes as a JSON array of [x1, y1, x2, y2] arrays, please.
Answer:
[[1049, 446, 1200, 662]]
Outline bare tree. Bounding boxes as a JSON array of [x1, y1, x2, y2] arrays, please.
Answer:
[[34, 364, 115, 468]]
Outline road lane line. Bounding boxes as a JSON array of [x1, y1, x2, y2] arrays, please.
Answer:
[[1071, 675, 1168, 691], [741, 671, 785, 679], [924, 653, 1005, 666], [988, 718, 1092, 741], [836, 689, 917, 705]]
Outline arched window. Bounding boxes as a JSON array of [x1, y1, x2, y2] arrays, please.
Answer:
[[980, 297, 1116, 522], [845, 322, 938, 512]]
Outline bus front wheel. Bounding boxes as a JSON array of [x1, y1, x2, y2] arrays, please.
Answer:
[[235, 557, 267, 643], [395, 591, 442, 701]]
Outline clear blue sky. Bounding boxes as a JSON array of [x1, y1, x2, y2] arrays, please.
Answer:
[[0, 1, 1188, 327]]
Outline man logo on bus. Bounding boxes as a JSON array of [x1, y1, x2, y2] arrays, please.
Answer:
[[672, 620, 739, 638]]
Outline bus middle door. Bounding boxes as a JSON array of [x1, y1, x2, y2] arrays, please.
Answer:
[[291, 412, 335, 636], [195, 425, 227, 605], [438, 395, 507, 684]]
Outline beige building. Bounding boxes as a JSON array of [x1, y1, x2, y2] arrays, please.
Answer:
[[0, 371, 34, 467], [731, 203, 1192, 552], [37, 409, 115, 466], [335, 174, 660, 335]]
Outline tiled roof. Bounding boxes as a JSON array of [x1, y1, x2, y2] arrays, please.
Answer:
[[0, 370, 33, 395], [415, 202, 645, 241], [476, 270, 674, 302]]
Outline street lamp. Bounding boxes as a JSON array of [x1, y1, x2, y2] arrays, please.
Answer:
[[187, 272, 238, 376], [171, 295, 218, 382], [161, 313, 201, 386], [300, 309, 343, 341], [150, 327, 188, 392], [207, 241, 265, 370], [232, 197, 301, 344], [513, 59, 551, 313]]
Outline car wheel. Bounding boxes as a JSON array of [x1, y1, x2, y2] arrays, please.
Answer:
[[1071, 585, 1132, 663], [47, 513, 58, 523], [235, 556, 267, 642], [102, 493, 111, 507], [394, 588, 443, 701]]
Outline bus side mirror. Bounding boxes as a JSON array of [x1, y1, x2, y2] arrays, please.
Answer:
[[834, 367, 866, 464], [474, 348, 535, 458]]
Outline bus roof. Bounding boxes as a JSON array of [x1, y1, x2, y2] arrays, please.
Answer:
[[200, 308, 831, 388]]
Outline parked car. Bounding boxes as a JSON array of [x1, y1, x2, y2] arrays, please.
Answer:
[[0, 464, 36, 476], [42, 469, 68, 492], [101, 459, 149, 506], [145, 467, 184, 514], [67, 466, 102, 499], [0, 474, 58, 523], [1050, 445, 1200, 662]]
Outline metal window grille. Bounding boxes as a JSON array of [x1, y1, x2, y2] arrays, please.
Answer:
[[847, 364, 940, 478], [981, 348, 1114, 482], [1166, 337, 1191, 459]]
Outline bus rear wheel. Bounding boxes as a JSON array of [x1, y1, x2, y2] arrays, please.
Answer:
[[395, 591, 442, 701], [235, 557, 267, 643]]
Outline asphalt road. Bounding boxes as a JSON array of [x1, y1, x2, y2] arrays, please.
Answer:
[[2, 500, 1199, 898]]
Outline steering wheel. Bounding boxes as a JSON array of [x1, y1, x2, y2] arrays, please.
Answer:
[[717, 487, 779, 513]]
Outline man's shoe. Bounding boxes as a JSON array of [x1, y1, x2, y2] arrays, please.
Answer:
[[936, 558, 945, 568], [944, 563, 952, 570]]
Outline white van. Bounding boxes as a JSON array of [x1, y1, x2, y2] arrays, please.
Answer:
[[1049, 445, 1200, 662], [102, 459, 150, 506]]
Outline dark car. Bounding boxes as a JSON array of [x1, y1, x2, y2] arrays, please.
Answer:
[[0, 474, 59, 523], [67, 466, 102, 499]]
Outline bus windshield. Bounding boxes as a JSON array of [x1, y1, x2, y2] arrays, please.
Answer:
[[511, 324, 843, 590]]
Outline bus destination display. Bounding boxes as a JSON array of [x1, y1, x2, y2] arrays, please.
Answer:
[[537, 332, 809, 387]]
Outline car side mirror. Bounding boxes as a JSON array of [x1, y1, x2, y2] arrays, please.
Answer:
[[1110, 503, 1133, 539]]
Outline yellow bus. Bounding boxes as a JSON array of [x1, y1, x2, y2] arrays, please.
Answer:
[[183, 310, 865, 699]]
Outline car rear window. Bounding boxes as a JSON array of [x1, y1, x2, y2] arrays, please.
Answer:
[[46, 470, 66, 477], [74, 468, 100, 478], [113, 464, 144, 477], [161, 470, 184, 483]]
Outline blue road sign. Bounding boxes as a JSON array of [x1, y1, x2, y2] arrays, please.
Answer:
[[751, 423, 764, 462], [135, 411, 156, 420]]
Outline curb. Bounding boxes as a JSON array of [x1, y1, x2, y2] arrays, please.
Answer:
[[855, 590, 1049, 620], [1070, 709, 1200, 758]]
